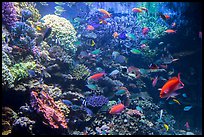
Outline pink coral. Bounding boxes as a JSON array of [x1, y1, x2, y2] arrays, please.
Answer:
[[30, 91, 67, 128], [126, 109, 143, 117]]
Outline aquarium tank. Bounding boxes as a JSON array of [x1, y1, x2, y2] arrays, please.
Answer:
[[2, 2, 202, 135]]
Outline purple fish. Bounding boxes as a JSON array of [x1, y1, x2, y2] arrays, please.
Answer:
[[119, 32, 127, 40]]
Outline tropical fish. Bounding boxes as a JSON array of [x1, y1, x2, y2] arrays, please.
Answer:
[[118, 32, 127, 40], [113, 32, 119, 38], [54, 6, 65, 11], [182, 93, 187, 98], [115, 89, 126, 96], [86, 25, 95, 31], [28, 70, 36, 78], [184, 122, 190, 130], [98, 9, 111, 18], [112, 51, 120, 59], [130, 48, 141, 54], [164, 124, 169, 131], [199, 31, 202, 39], [159, 109, 163, 120], [62, 99, 73, 107], [136, 106, 143, 112], [168, 100, 176, 105], [159, 73, 184, 100], [99, 19, 107, 24], [164, 29, 176, 34], [159, 12, 168, 20], [173, 99, 181, 105], [140, 44, 148, 49], [158, 42, 164, 45], [40, 2, 48, 6], [43, 27, 52, 40], [132, 8, 143, 13], [88, 72, 106, 80], [184, 106, 192, 111], [114, 55, 127, 63], [164, 14, 170, 19], [85, 84, 98, 90], [152, 76, 158, 87], [171, 22, 176, 27], [142, 27, 149, 35], [55, 2, 65, 5], [91, 49, 101, 55], [91, 40, 95, 46], [83, 107, 93, 116], [126, 33, 136, 40], [109, 103, 125, 114], [54, 10, 63, 16], [109, 70, 119, 76]]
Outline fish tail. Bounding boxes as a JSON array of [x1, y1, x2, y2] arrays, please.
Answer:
[[178, 73, 184, 86]]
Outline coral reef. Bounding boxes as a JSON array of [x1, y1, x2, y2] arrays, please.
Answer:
[[41, 14, 77, 54], [30, 91, 67, 128], [71, 64, 90, 80], [85, 95, 109, 107], [2, 107, 18, 135], [10, 21, 36, 49], [10, 61, 36, 83], [2, 2, 18, 30], [12, 117, 35, 135], [55, 100, 70, 118], [17, 2, 41, 22]]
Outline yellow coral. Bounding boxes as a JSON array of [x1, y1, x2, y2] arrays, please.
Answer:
[[41, 15, 77, 54]]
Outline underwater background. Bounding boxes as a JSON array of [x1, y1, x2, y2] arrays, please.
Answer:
[[2, 2, 202, 135]]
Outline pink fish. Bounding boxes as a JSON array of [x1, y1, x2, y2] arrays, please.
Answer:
[[152, 76, 158, 87], [184, 122, 190, 130], [142, 27, 149, 35]]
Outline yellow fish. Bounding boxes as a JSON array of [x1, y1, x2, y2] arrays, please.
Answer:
[[91, 40, 95, 46], [36, 26, 42, 31], [173, 99, 181, 105], [164, 124, 169, 131]]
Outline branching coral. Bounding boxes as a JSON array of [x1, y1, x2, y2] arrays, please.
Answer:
[[16, 2, 41, 22], [41, 14, 77, 55], [9, 61, 36, 82], [2, 107, 18, 135], [71, 64, 90, 80], [10, 21, 36, 49], [30, 91, 67, 128], [2, 2, 18, 30], [55, 100, 70, 118]]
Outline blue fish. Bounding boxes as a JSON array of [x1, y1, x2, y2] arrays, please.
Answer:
[[136, 106, 143, 112], [119, 31, 127, 40], [182, 93, 187, 98], [184, 106, 192, 111], [62, 99, 73, 107], [28, 70, 36, 77], [83, 107, 93, 116]]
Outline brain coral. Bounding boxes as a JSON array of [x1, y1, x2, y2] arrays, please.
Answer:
[[41, 14, 77, 55]]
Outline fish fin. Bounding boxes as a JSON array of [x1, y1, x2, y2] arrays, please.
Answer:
[[170, 92, 180, 98], [178, 73, 184, 86]]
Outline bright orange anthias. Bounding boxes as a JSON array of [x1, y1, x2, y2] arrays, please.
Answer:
[[88, 72, 106, 80], [160, 73, 184, 100]]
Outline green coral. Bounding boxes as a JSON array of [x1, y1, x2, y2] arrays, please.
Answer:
[[71, 64, 90, 80], [41, 14, 77, 55], [9, 61, 36, 82]]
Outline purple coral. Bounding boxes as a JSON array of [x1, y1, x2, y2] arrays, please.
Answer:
[[85, 95, 109, 107], [2, 2, 18, 30]]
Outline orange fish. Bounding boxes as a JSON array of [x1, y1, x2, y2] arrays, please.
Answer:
[[159, 73, 184, 100], [88, 72, 105, 80], [132, 8, 143, 13], [98, 9, 111, 18], [86, 25, 94, 31], [99, 19, 107, 24], [164, 14, 170, 19], [113, 32, 119, 38], [164, 29, 176, 34], [109, 103, 125, 114]]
